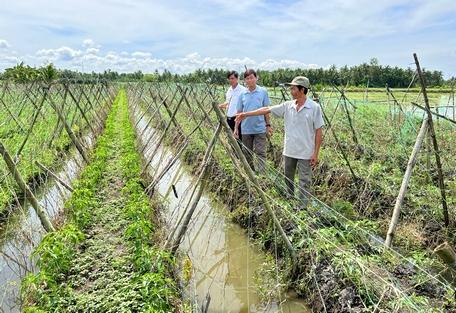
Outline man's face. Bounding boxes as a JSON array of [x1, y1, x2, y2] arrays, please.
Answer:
[[244, 74, 257, 88], [228, 75, 238, 87], [290, 85, 301, 99]]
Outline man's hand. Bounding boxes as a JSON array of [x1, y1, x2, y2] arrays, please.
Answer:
[[219, 103, 228, 109], [233, 129, 239, 139], [266, 126, 273, 137], [310, 153, 319, 168], [235, 112, 246, 123]]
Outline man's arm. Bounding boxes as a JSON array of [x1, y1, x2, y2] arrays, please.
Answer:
[[264, 112, 270, 125], [235, 107, 271, 122], [233, 109, 243, 138], [219, 94, 232, 109], [310, 128, 323, 167], [263, 90, 272, 136], [264, 112, 272, 136]]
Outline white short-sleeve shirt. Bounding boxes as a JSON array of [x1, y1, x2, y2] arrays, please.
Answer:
[[226, 84, 247, 117], [270, 98, 324, 159]]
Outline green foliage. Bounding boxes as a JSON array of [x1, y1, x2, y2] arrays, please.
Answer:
[[0, 80, 109, 216], [21, 90, 178, 312], [33, 224, 84, 276], [3, 62, 59, 83]]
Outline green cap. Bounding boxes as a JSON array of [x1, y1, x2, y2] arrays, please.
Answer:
[[285, 76, 310, 88]]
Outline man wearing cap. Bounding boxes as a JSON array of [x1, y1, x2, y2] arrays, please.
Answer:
[[219, 70, 247, 138], [235, 76, 324, 207]]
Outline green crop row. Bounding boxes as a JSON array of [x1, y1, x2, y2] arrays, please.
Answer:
[[21, 90, 180, 312]]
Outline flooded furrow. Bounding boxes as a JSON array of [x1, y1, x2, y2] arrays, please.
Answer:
[[133, 109, 310, 313], [0, 135, 95, 313]]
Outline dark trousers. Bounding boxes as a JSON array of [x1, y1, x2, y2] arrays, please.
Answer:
[[227, 117, 242, 139], [242, 133, 267, 174], [284, 156, 312, 208]]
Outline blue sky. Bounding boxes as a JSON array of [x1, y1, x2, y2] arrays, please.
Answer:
[[0, 0, 455, 77]]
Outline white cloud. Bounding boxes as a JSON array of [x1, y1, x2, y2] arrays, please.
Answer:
[[82, 38, 102, 50], [0, 39, 11, 49], [0, 54, 19, 65], [2, 46, 324, 73], [71, 50, 320, 73], [405, 0, 456, 28], [85, 47, 99, 55], [36, 46, 82, 61], [131, 51, 152, 58]]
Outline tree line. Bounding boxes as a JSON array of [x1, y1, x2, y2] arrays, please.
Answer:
[[148, 58, 450, 88], [1, 59, 453, 88]]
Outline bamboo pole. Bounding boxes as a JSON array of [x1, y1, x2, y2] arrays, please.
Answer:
[[0, 141, 55, 232], [145, 116, 208, 194], [65, 84, 96, 134], [141, 95, 184, 174], [135, 90, 170, 139], [35, 161, 74, 192], [384, 117, 428, 248], [49, 95, 89, 163], [15, 89, 47, 157], [169, 124, 222, 255], [311, 90, 358, 182], [210, 100, 297, 260], [0, 97, 25, 133], [341, 95, 359, 145], [78, 86, 104, 131], [411, 102, 456, 125], [414, 53, 450, 226], [452, 79, 455, 120]]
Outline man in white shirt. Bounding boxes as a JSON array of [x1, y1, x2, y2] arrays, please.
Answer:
[[235, 76, 324, 207], [219, 71, 247, 138]]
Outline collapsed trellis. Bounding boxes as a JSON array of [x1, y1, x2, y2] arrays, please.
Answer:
[[125, 57, 455, 312]]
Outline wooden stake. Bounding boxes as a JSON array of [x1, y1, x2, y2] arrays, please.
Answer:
[[65, 84, 96, 134], [141, 95, 184, 174], [35, 161, 74, 192], [414, 53, 450, 226], [169, 124, 222, 255], [15, 89, 47, 157], [49, 95, 89, 163], [0, 141, 55, 232], [411, 102, 456, 125], [384, 118, 428, 248]]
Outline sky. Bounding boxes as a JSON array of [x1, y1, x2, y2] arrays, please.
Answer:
[[0, 0, 455, 77]]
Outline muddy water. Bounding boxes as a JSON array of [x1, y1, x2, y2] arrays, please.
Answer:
[[0, 135, 94, 313], [134, 111, 310, 312]]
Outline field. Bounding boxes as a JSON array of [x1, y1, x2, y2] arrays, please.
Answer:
[[0, 80, 454, 312]]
